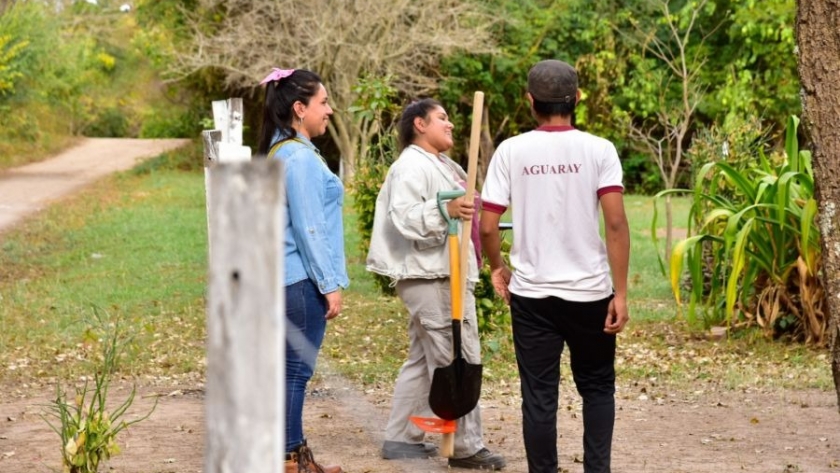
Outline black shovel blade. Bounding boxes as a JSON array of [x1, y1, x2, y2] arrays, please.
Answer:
[[429, 358, 483, 420]]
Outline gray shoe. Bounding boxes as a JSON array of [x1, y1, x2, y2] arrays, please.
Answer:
[[448, 448, 506, 470], [381, 440, 438, 459]]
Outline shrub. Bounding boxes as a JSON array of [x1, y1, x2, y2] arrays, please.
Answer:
[[0, 34, 27, 96], [0, 1, 60, 102], [474, 237, 512, 334], [351, 133, 397, 297], [84, 106, 131, 138], [140, 105, 203, 139], [658, 116, 825, 344]]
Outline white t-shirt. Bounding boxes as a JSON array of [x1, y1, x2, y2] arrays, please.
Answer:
[[481, 125, 624, 301]]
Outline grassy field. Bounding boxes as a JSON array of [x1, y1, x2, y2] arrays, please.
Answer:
[[0, 148, 832, 398]]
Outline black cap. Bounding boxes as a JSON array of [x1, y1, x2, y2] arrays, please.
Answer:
[[528, 60, 578, 103]]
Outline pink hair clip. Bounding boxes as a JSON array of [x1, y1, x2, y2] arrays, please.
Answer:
[[260, 68, 295, 85]]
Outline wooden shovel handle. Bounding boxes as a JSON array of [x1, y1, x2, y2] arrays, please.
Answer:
[[441, 91, 483, 459], [459, 92, 484, 289]]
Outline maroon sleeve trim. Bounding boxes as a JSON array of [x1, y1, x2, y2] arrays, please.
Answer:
[[597, 186, 624, 197], [482, 201, 508, 214]]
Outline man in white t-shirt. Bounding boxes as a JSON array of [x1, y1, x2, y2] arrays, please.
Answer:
[[479, 59, 630, 473]]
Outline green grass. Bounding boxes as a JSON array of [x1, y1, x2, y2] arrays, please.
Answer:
[[625, 194, 692, 319], [0, 154, 831, 396], [0, 160, 208, 384]]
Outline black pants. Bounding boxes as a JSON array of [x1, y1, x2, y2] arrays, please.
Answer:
[[511, 293, 616, 473]]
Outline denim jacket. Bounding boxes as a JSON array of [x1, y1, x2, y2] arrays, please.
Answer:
[[366, 145, 478, 282], [271, 136, 349, 294]]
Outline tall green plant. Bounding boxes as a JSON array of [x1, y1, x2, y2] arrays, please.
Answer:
[[41, 308, 156, 473], [655, 116, 825, 344]]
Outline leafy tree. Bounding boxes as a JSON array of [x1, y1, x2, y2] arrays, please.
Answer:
[[437, 0, 800, 195], [440, 0, 627, 183], [705, 0, 799, 128], [618, 0, 717, 258]]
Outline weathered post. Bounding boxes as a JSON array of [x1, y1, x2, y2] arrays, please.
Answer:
[[212, 98, 242, 145], [202, 98, 253, 257], [202, 130, 223, 255], [205, 159, 285, 472], [212, 98, 251, 162]]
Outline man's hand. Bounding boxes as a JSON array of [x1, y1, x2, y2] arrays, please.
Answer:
[[490, 265, 512, 304], [604, 294, 629, 334], [325, 290, 342, 320]]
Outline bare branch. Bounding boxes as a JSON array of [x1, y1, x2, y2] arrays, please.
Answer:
[[168, 0, 497, 180]]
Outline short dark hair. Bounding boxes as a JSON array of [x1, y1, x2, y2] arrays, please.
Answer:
[[257, 69, 323, 155], [532, 99, 576, 118], [397, 98, 442, 151]]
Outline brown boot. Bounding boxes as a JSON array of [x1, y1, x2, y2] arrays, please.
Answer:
[[284, 442, 342, 473]]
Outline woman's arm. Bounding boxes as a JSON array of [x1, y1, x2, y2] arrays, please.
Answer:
[[285, 150, 344, 294]]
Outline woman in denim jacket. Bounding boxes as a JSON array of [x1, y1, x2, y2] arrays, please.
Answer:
[[366, 99, 506, 471], [258, 68, 347, 473]]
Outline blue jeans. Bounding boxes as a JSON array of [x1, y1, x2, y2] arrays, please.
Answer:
[[285, 278, 328, 453]]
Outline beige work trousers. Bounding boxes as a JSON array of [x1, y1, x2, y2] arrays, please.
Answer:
[[383, 278, 485, 458]]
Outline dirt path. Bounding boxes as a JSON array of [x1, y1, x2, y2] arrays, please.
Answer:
[[1, 371, 839, 473], [0, 138, 838, 472], [0, 137, 190, 234]]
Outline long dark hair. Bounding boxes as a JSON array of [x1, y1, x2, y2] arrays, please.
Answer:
[[397, 98, 442, 151], [257, 69, 323, 155]]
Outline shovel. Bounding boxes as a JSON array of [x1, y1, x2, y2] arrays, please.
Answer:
[[410, 188, 483, 458], [428, 189, 484, 423]]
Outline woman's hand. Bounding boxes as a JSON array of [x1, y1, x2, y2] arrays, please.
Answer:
[[325, 290, 342, 320], [446, 196, 475, 220]]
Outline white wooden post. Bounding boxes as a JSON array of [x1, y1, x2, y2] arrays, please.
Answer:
[[202, 130, 222, 256], [212, 100, 231, 144], [212, 98, 251, 162], [205, 159, 285, 473], [203, 98, 253, 257]]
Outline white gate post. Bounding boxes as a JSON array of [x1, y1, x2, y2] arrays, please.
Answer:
[[203, 98, 253, 258], [212, 97, 251, 162], [205, 159, 285, 473]]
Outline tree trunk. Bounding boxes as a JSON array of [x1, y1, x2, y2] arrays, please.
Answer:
[[796, 0, 840, 411], [328, 114, 358, 183]]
